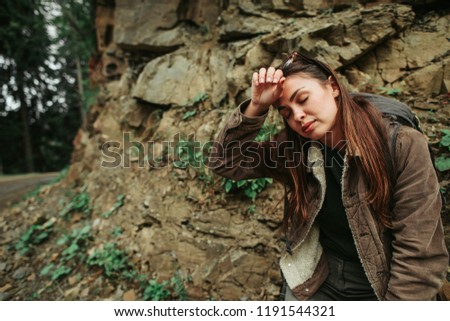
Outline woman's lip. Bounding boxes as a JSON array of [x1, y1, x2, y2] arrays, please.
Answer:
[[302, 120, 315, 132]]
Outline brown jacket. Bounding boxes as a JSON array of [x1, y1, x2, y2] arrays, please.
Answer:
[[208, 100, 449, 300]]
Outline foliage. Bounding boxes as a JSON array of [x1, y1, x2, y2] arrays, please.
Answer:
[[60, 190, 91, 219], [254, 124, 279, 142], [170, 273, 189, 301], [174, 139, 213, 186], [87, 242, 136, 280], [15, 219, 54, 255], [102, 194, 126, 219], [378, 86, 402, 96], [192, 92, 208, 105], [246, 204, 257, 215], [182, 92, 208, 120], [223, 177, 273, 201], [56, 225, 93, 262], [111, 227, 124, 237], [439, 129, 450, 151], [182, 110, 197, 120], [0, 0, 95, 174], [435, 156, 450, 172], [435, 129, 450, 172], [142, 279, 171, 301], [40, 263, 72, 281], [40, 225, 92, 281], [221, 124, 277, 201]]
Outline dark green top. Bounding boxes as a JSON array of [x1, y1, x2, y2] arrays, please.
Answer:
[[317, 146, 360, 262]]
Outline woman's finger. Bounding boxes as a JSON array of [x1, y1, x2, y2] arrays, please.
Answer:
[[273, 69, 283, 83], [252, 72, 259, 86], [266, 66, 276, 82], [259, 68, 267, 84]]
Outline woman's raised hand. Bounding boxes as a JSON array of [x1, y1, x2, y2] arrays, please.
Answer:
[[245, 67, 285, 117]]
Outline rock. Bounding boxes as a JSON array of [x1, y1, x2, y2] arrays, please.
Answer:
[[114, 0, 184, 52], [64, 285, 81, 300], [303, 0, 358, 10], [13, 267, 29, 280], [219, 10, 281, 42], [226, 64, 250, 99], [261, 4, 414, 70], [404, 63, 444, 97], [68, 276, 79, 286], [217, 281, 245, 300], [375, 38, 407, 83], [0, 262, 7, 272], [80, 287, 90, 299], [245, 44, 274, 70], [413, 102, 441, 111], [442, 57, 450, 93], [193, 208, 233, 238], [95, 3, 115, 52], [344, 67, 374, 92], [132, 48, 233, 107], [0, 292, 13, 301], [178, 0, 221, 27], [0, 284, 12, 292], [115, 0, 220, 52], [123, 289, 136, 301]]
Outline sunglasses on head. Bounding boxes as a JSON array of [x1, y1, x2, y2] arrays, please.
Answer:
[[281, 51, 333, 78]]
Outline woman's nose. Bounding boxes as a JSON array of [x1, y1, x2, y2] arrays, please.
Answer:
[[293, 108, 306, 122]]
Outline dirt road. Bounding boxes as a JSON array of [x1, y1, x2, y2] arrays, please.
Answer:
[[0, 172, 59, 211]]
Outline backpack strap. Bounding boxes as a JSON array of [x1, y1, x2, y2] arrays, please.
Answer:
[[389, 116, 401, 163]]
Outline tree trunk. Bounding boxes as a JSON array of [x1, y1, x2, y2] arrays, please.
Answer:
[[76, 55, 86, 125], [18, 73, 35, 173]]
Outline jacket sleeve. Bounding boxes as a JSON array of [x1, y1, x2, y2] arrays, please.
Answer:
[[385, 126, 449, 300], [207, 100, 290, 183]]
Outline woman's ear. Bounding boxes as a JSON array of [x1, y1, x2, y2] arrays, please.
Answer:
[[328, 76, 340, 98]]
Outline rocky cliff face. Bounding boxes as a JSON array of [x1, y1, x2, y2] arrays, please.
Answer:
[[1, 0, 449, 301]]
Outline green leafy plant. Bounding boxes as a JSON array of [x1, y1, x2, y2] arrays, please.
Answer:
[[246, 204, 256, 215], [192, 92, 208, 105], [221, 124, 277, 201], [170, 273, 189, 301], [15, 219, 54, 255], [87, 242, 135, 279], [255, 124, 279, 142], [439, 129, 450, 151], [435, 156, 450, 172], [111, 227, 124, 237], [57, 225, 93, 262], [182, 110, 197, 121], [378, 86, 402, 96], [39, 225, 93, 282], [40, 263, 72, 281], [174, 139, 202, 169], [174, 139, 213, 186], [60, 190, 91, 219], [435, 129, 450, 172], [223, 177, 273, 201], [142, 279, 171, 301], [102, 194, 126, 219]]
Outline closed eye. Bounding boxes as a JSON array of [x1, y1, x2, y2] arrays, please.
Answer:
[[299, 96, 308, 104]]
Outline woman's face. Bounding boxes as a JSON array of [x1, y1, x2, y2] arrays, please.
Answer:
[[273, 73, 341, 145]]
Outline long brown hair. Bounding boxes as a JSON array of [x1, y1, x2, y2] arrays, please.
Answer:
[[277, 52, 394, 239]]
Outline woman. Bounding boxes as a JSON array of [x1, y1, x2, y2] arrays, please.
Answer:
[[208, 51, 448, 300]]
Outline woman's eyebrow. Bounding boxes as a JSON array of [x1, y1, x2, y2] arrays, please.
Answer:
[[276, 87, 307, 111], [289, 86, 306, 102]]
